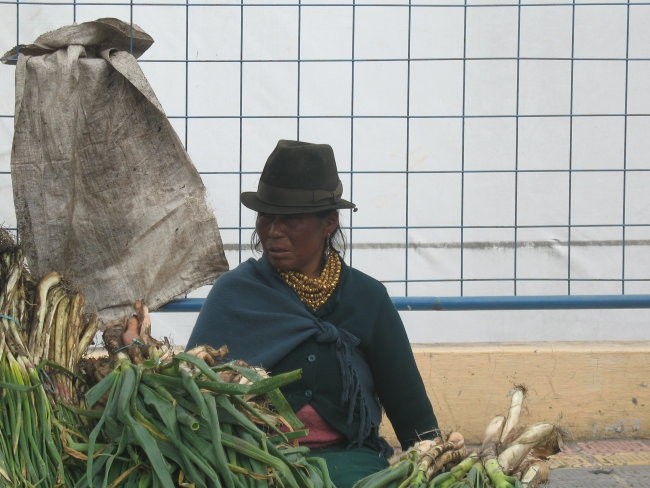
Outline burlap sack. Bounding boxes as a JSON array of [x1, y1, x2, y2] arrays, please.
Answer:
[[3, 18, 228, 324]]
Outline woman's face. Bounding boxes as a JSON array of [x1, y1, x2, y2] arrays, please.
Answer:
[[256, 211, 339, 277]]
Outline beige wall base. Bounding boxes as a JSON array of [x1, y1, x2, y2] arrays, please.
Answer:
[[380, 341, 650, 447]]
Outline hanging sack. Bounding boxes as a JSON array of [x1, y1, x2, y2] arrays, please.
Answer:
[[2, 18, 228, 323]]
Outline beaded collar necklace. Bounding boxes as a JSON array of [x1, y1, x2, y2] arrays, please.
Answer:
[[280, 250, 341, 310]]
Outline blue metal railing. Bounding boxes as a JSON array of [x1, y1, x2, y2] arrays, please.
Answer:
[[160, 294, 650, 313]]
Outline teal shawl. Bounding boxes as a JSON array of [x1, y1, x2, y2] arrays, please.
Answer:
[[186, 256, 382, 447]]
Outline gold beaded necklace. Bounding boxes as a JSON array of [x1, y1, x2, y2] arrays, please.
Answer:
[[280, 249, 341, 310]]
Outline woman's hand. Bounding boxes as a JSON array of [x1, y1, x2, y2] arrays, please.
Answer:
[[121, 314, 141, 346]]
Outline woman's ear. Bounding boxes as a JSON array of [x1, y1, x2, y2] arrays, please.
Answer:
[[324, 210, 340, 236]]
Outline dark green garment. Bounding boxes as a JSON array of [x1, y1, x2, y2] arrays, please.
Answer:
[[314, 446, 389, 488], [269, 262, 438, 452]]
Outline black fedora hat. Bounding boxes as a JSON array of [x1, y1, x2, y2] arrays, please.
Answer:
[[241, 140, 356, 214]]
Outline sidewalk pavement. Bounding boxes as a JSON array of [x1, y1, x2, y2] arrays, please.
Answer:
[[545, 439, 650, 487]]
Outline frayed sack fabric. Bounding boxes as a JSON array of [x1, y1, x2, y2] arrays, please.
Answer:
[[2, 18, 228, 324]]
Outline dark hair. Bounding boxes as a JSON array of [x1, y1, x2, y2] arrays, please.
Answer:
[[250, 209, 348, 257]]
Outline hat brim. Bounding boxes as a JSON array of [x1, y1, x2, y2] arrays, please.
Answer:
[[241, 192, 356, 215]]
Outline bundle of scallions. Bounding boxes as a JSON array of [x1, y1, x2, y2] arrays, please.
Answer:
[[67, 350, 333, 487], [353, 386, 562, 488], [0, 229, 87, 486], [0, 229, 333, 487]]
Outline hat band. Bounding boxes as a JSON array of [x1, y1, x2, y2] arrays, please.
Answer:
[[257, 181, 343, 207]]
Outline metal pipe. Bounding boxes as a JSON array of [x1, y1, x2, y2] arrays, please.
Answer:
[[392, 295, 650, 311], [159, 294, 650, 313]]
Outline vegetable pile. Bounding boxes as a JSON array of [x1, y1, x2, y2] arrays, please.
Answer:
[[0, 229, 332, 487], [352, 385, 562, 488], [70, 349, 333, 487], [0, 230, 98, 486], [352, 432, 467, 488]]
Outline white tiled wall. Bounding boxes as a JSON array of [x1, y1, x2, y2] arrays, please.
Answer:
[[2, 2, 650, 343]]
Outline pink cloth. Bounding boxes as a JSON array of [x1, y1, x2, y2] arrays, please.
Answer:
[[296, 404, 345, 448]]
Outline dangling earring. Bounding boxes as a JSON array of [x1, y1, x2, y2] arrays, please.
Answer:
[[324, 234, 331, 258]]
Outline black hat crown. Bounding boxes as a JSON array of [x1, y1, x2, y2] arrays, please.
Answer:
[[240, 140, 356, 214]]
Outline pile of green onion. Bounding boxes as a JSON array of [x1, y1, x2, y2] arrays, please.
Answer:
[[1, 230, 333, 487], [65, 351, 333, 487], [0, 231, 68, 485]]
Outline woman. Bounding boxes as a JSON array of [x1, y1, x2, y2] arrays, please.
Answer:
[[186, 139, 439, 487]]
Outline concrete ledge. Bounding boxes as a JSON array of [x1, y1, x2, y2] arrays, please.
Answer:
[[380, 341, 650, 446]]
